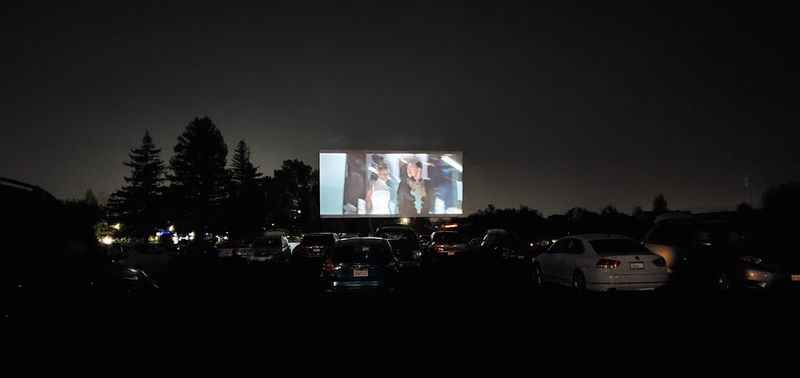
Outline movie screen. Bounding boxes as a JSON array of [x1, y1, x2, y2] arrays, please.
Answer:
[[319, 151, 463, 217]]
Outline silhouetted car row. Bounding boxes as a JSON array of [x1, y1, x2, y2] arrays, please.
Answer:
[[5, 175, 799, 306]]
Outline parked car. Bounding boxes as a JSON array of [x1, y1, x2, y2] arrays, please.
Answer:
[[2, 177, 159, 317], [292, 232, 338, 262], [217, 240, 250, 258], [533, 234, 669, 292], [644, 217, 800, 290], [321, 237, 399, 294], [375, 225, 424, 269], [426, 231, 471, 264], [248, 231, 291, 263], [479, 229, 530, 263]]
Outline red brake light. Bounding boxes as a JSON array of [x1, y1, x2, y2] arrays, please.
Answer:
[[596, 258, 621, 269]]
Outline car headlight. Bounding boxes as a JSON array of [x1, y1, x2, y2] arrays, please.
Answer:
[[413, 250, 423, 259]]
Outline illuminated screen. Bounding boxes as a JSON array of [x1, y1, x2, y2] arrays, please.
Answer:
[[320, 151, 463, 218]]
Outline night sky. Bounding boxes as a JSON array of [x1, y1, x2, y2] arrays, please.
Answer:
[[2, 2, 797, 215]]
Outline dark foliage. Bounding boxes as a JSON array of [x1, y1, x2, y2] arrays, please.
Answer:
[[107, 131, 166, 238], [225, 140, 266, 238], [168, 117, 229, 234]]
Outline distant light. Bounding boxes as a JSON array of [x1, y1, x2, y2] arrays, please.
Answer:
[[441, 156, 463, 172], [112, 223, 122, 231], [100, 236, 114, 245], [188, 232, 195, 241], [399, 217, 411, 225], [168, 225, 175, 232], [442, 224, 458, 229]]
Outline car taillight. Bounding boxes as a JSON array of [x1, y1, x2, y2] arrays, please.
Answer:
[[652, 257, 666, 267], [596, 258, 621, 269], [323, 258, 336, 274]]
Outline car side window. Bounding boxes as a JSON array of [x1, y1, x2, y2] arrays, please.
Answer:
[[550, 240, 569, 254], [568, 239, 584, 254]]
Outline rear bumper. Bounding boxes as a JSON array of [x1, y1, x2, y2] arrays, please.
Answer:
[[587, 272, 670, 292], [324, 280, 385, 293], [587, 281, 668, 292], [249, 255, 288, 263]]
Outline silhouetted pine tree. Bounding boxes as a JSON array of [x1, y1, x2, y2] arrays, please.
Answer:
[[226, 140, 266, 238], [168, 117, 229, 234], [107, 131, 165, 238], [265, 159, 317, 232], [652, 194, 668, 214]]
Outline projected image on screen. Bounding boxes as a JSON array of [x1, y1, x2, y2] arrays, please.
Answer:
[[320, 151, 463, 217]]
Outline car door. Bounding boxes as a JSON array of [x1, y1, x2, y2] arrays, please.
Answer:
[[539, 239, 569, 284], [558, 238, 583, 284], [560, 239, 587, 280]]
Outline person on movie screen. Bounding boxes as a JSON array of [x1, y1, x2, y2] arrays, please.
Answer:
[[366, 162, 397, 215], [397, 158, 433, 217]]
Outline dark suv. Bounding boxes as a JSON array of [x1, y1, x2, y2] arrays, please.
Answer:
[[644, 217, 800, 290], [375, 225, 423, 269]]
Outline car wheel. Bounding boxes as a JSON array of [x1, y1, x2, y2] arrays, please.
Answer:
[[532, 264, 544, 287], [572, 271, 587, 291], [715, 271, 731, 292]]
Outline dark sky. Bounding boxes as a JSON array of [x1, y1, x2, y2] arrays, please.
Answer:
[[1, 1, 797, 214]]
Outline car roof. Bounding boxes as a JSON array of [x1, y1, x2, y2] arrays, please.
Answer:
[[336, 237, 388, 245], [486, 229, 508, 234], [564, 234, 632, 241], [377, 226, 415, 233], [377, 225, 413, 230]]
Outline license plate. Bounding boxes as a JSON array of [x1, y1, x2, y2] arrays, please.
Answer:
[[792, 274, 800, 282], [353, 269, 369, 277], [630, 262, 645, 270], [447, 252, 455, 256]]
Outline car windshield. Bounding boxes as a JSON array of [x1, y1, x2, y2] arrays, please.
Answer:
[[331, 241, 392, 264], [590, 239, 651, 256], [302, 234, 335, 245], [432, 232, 466, 245], [254, 238, 281, 248]]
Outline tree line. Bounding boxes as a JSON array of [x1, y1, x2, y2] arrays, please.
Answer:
[[107, 116, 319, 240], [102, 115, 800, 243]]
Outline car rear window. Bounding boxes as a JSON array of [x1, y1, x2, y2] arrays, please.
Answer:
[[302, 234, 335, 245], [432, 232, 466, 245], [331, 241, 392, 264], [254, 238, 281, 248], [590, 239, 651, 255]]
